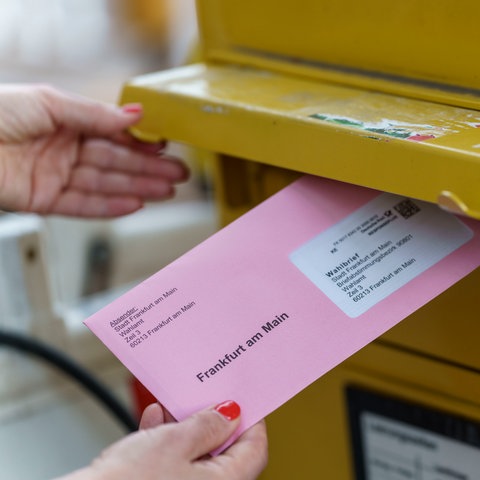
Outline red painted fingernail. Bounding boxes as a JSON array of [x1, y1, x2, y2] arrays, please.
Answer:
[[122, 103, 143, 114], [214, 400, 241, 421]]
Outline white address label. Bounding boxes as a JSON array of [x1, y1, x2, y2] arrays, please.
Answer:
[[362, 412, 480, 480], [289, 193, 473, 318]]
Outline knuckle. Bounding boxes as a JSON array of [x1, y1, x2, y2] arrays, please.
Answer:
[[116, 425, 180, 458], [35, 84, 59, 103], [196, 411, 226, 444], [156, 423, 185, 447]]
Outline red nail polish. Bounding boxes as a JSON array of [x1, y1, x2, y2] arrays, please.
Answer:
[[122, 103, 142, 114], [215, 400, 241, 421]]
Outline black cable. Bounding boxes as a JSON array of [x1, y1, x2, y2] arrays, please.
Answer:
[[0, 329, 137, 433]]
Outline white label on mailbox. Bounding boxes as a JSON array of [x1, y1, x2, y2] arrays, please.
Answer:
[[362, 412, 480, 480], [289, 193, 473, 317]]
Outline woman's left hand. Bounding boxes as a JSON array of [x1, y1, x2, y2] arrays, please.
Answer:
[[0, 85, 188, 217]]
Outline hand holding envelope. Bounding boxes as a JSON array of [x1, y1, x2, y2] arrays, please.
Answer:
[[59, 401, 267, 480]]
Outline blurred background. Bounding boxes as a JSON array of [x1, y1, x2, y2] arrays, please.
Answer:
[[0, 0, 197, 98], [0, 1, 219, 479]]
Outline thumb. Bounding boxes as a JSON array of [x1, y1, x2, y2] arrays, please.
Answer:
[[173, 400, 242, 460]]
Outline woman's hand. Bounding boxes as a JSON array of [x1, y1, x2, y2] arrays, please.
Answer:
[[59, 401, 268, 480], [0, 84, 188, 217]]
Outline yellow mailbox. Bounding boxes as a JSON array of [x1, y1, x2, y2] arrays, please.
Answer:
[[120, 1, 480, 478]]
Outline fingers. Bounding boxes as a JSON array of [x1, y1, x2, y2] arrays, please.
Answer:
[[171, 401, 242, 461], [57, 137, 189, 216], [70, 165, 176, 200], [50, 190, 144, 218], [140, 403, 177, 430], [217, 420, 269, 480], [43, 144, 187, 217], [38, 86, 148, 138], [139, 403, 166, 430], [72, 138, 188, 202], [79, 139, 188, 180]]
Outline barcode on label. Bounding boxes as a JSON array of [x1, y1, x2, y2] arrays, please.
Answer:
[[394, 199, 421, 219]]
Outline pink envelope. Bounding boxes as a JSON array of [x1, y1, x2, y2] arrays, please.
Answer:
[[85, 176, 480, 452]]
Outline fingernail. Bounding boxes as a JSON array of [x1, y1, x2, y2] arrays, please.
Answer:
[[122, 103, 143, 114], [214, 400, 241, 421]]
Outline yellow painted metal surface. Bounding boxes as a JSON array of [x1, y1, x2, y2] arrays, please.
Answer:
[[197, 0, 480, 108], [121, 63, 480, 218], [259, 339, 480, 479]]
